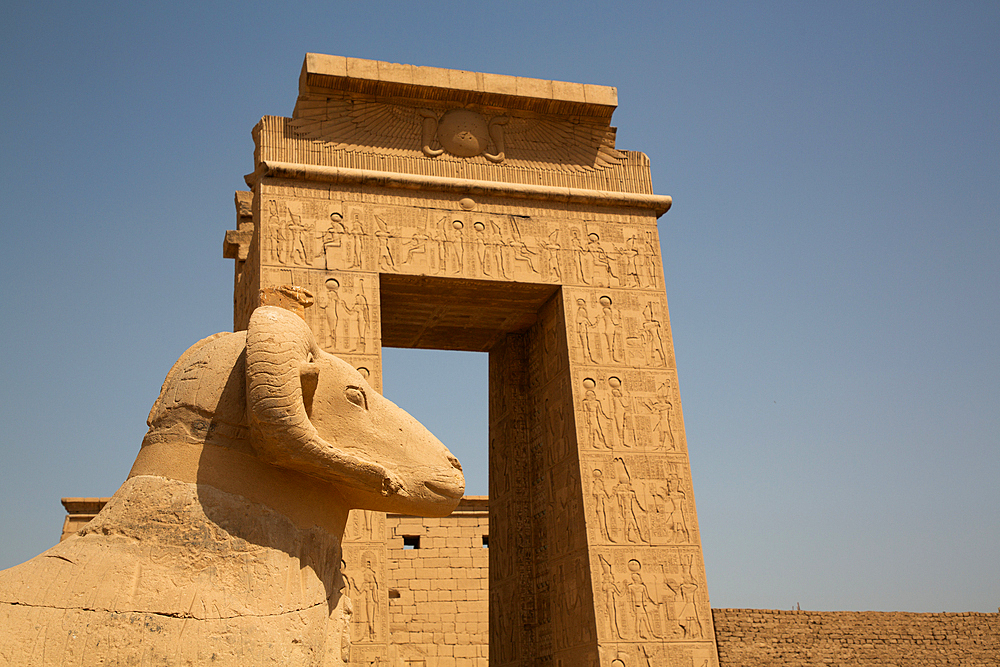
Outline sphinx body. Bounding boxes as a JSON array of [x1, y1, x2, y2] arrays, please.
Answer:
[[0, 306, 464, 666]]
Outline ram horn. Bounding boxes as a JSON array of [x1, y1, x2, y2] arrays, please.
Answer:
[[245, 306, 402, 496]]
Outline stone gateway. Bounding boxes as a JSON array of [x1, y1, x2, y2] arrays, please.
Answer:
[[220, 54, 717, 667]]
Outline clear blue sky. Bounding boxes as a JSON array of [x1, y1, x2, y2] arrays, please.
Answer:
[[1, 2, 997, 613]]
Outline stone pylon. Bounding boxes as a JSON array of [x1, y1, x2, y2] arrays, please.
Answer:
[[224, 53, 719, 667]]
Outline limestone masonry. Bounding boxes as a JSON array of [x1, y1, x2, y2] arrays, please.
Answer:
[[60, 498, 1000, 666]]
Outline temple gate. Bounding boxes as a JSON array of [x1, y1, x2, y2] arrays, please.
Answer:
[[224, 53, 719, 667]]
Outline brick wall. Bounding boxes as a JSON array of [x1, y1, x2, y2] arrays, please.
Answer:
[[713, 608, 999, 667], [385, 497, 490, 667]]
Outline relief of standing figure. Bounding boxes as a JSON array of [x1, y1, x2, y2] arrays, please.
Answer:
[[581, 379, 610, 449], [576, 298, 598, 364], [374, 214, 394, 270], [596, 295, 624, 363]]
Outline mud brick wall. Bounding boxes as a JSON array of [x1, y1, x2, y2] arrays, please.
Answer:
[[712, 608, 999, 666], [385, 500, 490, 667]]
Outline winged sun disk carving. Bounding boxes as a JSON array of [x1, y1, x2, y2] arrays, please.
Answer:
[[288, 94, 624, 171]]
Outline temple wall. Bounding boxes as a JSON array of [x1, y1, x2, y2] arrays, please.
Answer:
[[60, 507, 999, 667], [712, 608, 999, 667], [384, 498, 490, 667]]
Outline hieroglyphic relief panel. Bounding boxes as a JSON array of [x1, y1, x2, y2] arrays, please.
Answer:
[[590, 547, 717, 666], [258, 266, 382, 374], [341, 547, 389, 647], [571, 365, 689, 457], [341, 505, 389, 666], [255, 184, 666, 295], [344, 510, 386, 545], [566, 287, 676, 370], [580, 453, 700, 549]]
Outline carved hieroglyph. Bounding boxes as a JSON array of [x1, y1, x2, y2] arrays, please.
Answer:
[[0, 301, 464, 666], [227, 54, 714, 666]]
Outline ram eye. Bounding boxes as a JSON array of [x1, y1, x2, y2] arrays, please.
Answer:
[[345, 386, 367, 410]]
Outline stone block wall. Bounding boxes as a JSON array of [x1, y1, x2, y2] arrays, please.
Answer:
[[385, 497, 490, 666], [58, 499, 997, 666], [712, 608, 999, 666]]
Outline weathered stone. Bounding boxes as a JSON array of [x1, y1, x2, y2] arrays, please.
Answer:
[[0, 305, 464, 666]]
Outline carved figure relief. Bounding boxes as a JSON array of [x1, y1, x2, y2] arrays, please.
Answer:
[[612, 458, 649, 544], [626, 559, 660, 640], [571, 229, 590, 285], [289, 209, 313, 266], [345, 279, 370, 354], [473, 221, 490, 276], [401, 226, 430, 266], [587, 232, 619, 287], [542, 229, 563, 282], [551, 464, 582, 555], [490, 219, 511, 279], [322, 212, 347, 270], [598, 555, 624, 640], [374, 214, 395, 271], [544, 395, 570, 465], [266, 199, 284, 264], [571, 293, 630, 364], [357, 553, 380, 643], [596, 296, 625, 363], [663, 556, 704, 639], [657, 479, 689, 544], [581, 378, 610, 449], [443, 217, 465, 275], [592, 468, 614, 542], [315, 276, 373, 356], [553, 562, 578, 650], [576, 299, 598, 364], [506, 216, 539, 276], [320, 278, 342, 348], [348, 211, 366, 270], [608, 377, 636, 449], [641, 231, 657, 287], [642, 379, 677, 451], [641, 301, 667, 367], [624, 235, 642, 287]]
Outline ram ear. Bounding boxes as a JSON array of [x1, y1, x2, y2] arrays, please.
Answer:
[[245, 306, 402, 496], [300, 361, 320, 417]]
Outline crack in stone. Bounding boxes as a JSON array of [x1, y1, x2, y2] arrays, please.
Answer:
[[0, 598, 330, 621], [44, 554, 77, 565]]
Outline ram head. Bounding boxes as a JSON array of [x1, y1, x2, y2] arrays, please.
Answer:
[[144, 305, 465, 517]]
